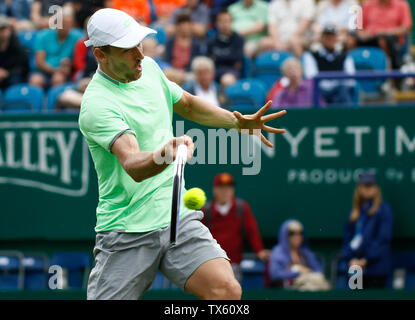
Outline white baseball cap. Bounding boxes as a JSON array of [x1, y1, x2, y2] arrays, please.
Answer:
[[84, 8, 157, 49]]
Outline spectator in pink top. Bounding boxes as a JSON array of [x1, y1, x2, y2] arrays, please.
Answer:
[[348, 0, 412, 69]]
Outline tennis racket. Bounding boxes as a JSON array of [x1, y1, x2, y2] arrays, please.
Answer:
[[170, 144, 188, 245]]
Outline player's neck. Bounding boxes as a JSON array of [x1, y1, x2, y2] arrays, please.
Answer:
[[99, 64, 129, 83]]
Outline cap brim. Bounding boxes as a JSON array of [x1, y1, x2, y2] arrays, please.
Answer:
[[110, 25, 157, 49]]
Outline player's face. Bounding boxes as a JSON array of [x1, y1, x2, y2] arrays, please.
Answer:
[[105, 43, 145, 82]]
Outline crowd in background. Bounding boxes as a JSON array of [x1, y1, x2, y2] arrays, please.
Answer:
[[0, 0, 413, 111], [206, 171, 394, 290]]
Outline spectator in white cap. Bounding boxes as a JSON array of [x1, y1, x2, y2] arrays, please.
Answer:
[[78, 8, 287, 300]]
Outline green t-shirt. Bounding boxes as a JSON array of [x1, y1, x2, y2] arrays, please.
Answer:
[[229, 0, 268, 43], [79, 56, 192, 233]]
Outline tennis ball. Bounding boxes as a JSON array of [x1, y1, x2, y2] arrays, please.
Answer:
[[184, 188, 206, 210]]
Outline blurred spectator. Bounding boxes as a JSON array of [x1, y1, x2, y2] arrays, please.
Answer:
[[270, 57, 315, 108], [259, 0, 315, 57], [72, 15, 91, 80], [186, 56, 225, 106], [31, 0, 74, 30], [142, 37, 170, 70], [207, 8, 244, 87], [269, 220, 330, 290], [112, 0, 151, 25], [167, 0, 210, 38], [164, 13, 206, 72], [228, 0, 268, 58], [303, 25, 355, 105], [0, 15, 29, 89], [152, 0, 186, 26], [202, 173, 270, 282], [54, 77, 90, 110], [340, 171, 394, 289], [348, 0, 412, 70], [312, 0, 357, 45], [30, 6, 81, 88], [0, 0, 33, 31]]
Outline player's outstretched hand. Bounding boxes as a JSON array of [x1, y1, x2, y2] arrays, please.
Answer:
[[233, 100, 286, 148]]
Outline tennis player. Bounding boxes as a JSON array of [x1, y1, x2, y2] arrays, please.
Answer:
[[79, 8, 286, 300]]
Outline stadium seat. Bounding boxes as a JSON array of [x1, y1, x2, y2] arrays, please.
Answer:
[[225, 78, 266, 111], [242, 55, 252, 79], [348, 47, 387, 97], [49, 251, 91, 289], [330, 253, 349, 289], [46, 82, 76, 112], [17, 31, 37, 70], [2, 84, 45, 113], [0, 251, 24, 290], [150, 25, 166, 45], [240, 258, 266, 289], [253, 50, 293, 91], [23, 254, 49, 290], [387, 251, 415, 289]]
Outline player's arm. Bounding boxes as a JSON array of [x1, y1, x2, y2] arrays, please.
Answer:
[[173, 91, 287, 147], [111, 133, 194, 183]]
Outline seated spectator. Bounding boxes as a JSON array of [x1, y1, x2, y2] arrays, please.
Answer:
[[152, 0, 186, 27], [142, 37, 170, 71], [0, 0, 33, 31], [228, 0, 268, 58], [166, 0, 210, 38], [202, 173, 270, 283], [303, 25, 356, 105], [54, 77, 90, 110], [348, 0, 412, 70], [163, 13, 206, 84], [340, 171, 394, 289], [259, 0, 315, 57], [31, 0, 74, 30], [29, 6, 82, 88], [207, 8, 244, 87], [186, 56, 226, 107], [312, 0, 357, 45], [0, 15, 29, 89], [270, 58, 315, 108], [112, 0, 151, 25], [269, 220, 330, 291]]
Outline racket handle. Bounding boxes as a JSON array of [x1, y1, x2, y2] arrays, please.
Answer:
[[177, 144, 188, 163]]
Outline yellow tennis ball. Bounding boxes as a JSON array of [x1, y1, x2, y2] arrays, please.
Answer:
[[184, 188, 206, 210]]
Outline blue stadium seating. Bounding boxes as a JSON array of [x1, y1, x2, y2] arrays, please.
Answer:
[[225, 78, 266, 111], [387, 251, 415, 289], [50, 251, 91, 289], [2, 84, 44, 113], [17, 30, 38, 71], [46, 82, 76, 112], [253, 50, 293, 91], [242, 55, 252, 78], [23, 254, 49, 290], [240, 258, 266, 289], [348, 47, 387, 96], [0, 251, 24, 290]]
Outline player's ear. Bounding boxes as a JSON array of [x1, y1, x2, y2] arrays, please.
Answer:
[[93, 47, 108, 63]]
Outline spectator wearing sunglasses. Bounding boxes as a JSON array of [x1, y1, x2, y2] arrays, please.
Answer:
[[268, 220, 328, 290], [340, 171, 394, 289]]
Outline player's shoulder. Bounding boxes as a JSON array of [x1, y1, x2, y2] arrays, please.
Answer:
[[142, 56, 161, 71]]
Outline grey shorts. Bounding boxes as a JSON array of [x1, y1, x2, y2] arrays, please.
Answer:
[[87, 211, 229, 300]]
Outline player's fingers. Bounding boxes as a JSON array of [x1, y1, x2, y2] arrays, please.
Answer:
[[261, 109, 287, 122], [261, 133, 274, 148], [262, 125, 286, 134], [233, 110, 243, 120], [256, 100, 272, 117]]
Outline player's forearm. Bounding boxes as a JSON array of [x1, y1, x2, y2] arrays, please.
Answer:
[[179, 94, 239, 130], [123, 151, 169, 183]]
